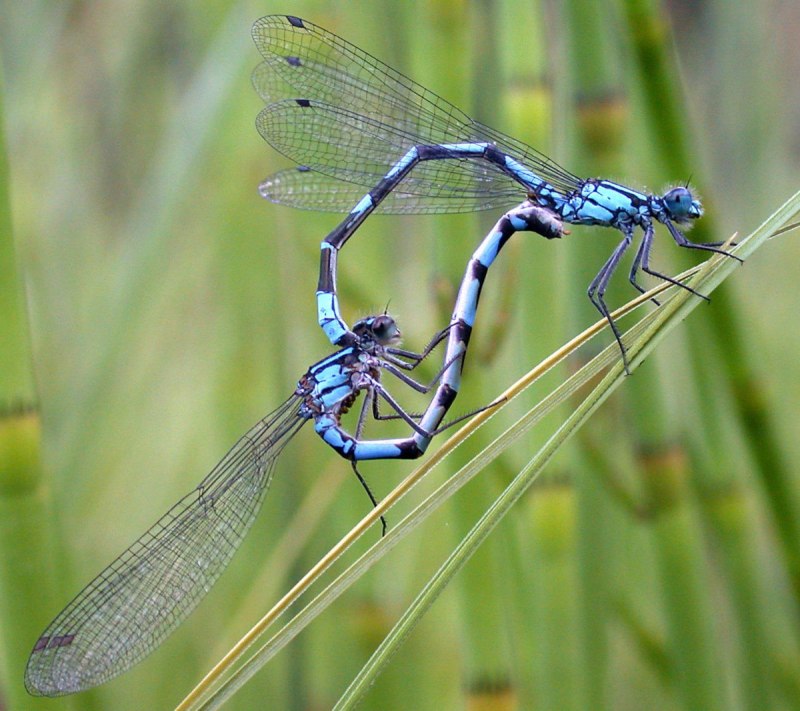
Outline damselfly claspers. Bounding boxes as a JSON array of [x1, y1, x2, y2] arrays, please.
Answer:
[[252, 15, 738, 368]]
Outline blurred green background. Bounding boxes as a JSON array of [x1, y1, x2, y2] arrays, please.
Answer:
[[2, 0, 800, 709]]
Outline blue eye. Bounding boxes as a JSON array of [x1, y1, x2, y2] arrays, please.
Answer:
[[663, 187, 702, 219]]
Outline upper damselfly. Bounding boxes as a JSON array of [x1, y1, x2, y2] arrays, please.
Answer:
[[251, 15, 738, 368]]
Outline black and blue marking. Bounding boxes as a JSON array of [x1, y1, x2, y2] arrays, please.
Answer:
[[251, 15, 739, 367]]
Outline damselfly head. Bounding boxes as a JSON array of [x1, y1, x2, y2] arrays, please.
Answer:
[[352, 314, 401, 346], [662, 186, 703, 224]]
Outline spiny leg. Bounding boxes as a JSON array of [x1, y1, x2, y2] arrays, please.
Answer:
[[370, 390, 423, 424], [369, 384, 503, 434], [665, 220, 743, 262], [634, 222, 711, 303], [354, 381, 430, 438], [379, 348, 466, 395], [628, 222, 708, 306], [350, 461, 387, 536], [629, 223, 661, 305], [587, 227, 634, 371], [350, 391, 396, 535], [374, 385, 430, 437]]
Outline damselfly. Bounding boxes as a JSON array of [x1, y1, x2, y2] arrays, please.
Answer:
[[25, 315, 454, 696], [251, 15, 738, 367]]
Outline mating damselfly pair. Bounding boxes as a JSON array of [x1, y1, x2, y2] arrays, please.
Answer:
[[25, 14, 734, 696]]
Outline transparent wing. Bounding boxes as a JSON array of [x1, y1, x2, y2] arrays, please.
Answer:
[[251, 15, 581, 213], [259, 167, 523, 214], [25, 395, 306, 696]]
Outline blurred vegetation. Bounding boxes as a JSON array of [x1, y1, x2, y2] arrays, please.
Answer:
[[1, 0, 799, 709]]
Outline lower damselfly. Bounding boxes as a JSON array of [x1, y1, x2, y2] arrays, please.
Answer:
[[25, 315, 456, 696]]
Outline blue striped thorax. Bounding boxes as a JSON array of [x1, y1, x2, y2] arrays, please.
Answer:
[[298, 314, 400, 417]]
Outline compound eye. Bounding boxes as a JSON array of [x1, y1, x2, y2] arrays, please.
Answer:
[[371, 315, 399, 343], [663, 187, 696, 217]]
